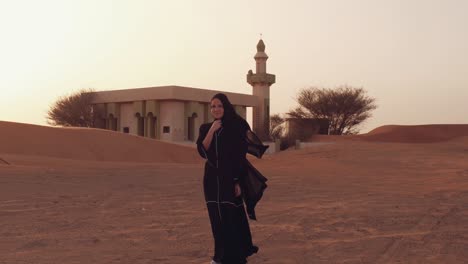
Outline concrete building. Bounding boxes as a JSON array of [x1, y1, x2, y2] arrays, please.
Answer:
[[283, 118, 330, 141], [91, 39, 275, 143]]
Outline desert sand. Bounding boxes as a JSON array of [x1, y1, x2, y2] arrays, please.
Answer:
[[1, 121, 468, 263]]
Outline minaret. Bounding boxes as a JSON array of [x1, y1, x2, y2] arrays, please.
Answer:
[[247, 39, 276, 141]]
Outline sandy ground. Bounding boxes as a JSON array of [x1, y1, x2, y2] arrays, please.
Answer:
[[1, 122, 468, 263]]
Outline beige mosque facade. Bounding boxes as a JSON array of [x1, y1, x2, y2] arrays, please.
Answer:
[[91, 40, 275, 143]]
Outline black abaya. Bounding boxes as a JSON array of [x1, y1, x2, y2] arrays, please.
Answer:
[[196, 119, 260, 263]]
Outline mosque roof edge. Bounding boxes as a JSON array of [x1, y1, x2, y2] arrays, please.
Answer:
[[89, 85, 258, 107]]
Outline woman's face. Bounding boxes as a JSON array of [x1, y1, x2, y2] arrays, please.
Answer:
[[210, 98, 224, 120]]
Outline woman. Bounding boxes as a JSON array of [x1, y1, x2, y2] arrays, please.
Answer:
[[196, 93, 266, 264]]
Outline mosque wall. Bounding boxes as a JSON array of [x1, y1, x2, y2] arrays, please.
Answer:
[[120, 103, 137, 135], [159, 101, 185, 141]]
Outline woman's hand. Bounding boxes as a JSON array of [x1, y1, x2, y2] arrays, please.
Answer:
[[234, 183, 242, 197], [210, 120, 222, 133], [202, 120, 222, 151]]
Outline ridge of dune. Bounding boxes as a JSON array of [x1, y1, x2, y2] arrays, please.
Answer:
[[360, 124, 468, 143], [0, 157, 10, 165], [308, 134, 358, 142], [0, 121, 200, 163]]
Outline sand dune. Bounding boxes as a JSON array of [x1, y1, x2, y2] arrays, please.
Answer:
[[0, 121, 199, 164], [309, 124, 468, 143], [4, 122, 467, 165], [1, 121, 468, 263], [361, 124, 468, 143]]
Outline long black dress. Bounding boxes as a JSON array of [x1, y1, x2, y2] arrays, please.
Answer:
[[196, 119, 260, 264]]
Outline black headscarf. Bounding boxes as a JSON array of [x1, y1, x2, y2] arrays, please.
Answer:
[[211, 93, 244, 129]]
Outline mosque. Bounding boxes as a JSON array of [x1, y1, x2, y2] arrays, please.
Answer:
[[90, 39, 275, 143]]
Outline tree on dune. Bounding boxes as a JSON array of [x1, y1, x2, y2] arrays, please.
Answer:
[[269, 113, 285, 140], [288, 85, 377, 135], [46, 88, 102, 127]]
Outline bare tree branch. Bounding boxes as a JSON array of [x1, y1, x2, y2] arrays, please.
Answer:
[[46, 88, 103, 127], [289, 85, 377, 135]]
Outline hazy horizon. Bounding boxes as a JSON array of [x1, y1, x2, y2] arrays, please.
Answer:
[[1, 0, 467, 133]]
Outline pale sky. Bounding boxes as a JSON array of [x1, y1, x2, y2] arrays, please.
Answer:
[[1, 0, 467, 133]]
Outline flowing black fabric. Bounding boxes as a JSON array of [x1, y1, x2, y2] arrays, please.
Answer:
[[246, 130, 269, 159], [242, 130, 269, 220], [196, 117, 267, 263], [241, 159, 268, 221]]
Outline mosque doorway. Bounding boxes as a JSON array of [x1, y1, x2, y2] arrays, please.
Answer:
[[147, 113, 157, 139], [108, 114, 118, 131], [187, 113, 197, 141], [136, 113, 145, 136]]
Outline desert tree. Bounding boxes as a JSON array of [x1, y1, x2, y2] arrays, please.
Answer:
[[269, 113, 285, 140], [287, 85, 377, 135], [46, 88, 102, 127]]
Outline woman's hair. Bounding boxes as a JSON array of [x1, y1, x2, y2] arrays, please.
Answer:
[[211, 93, 250, 135], [211, 93, 239, 123]]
